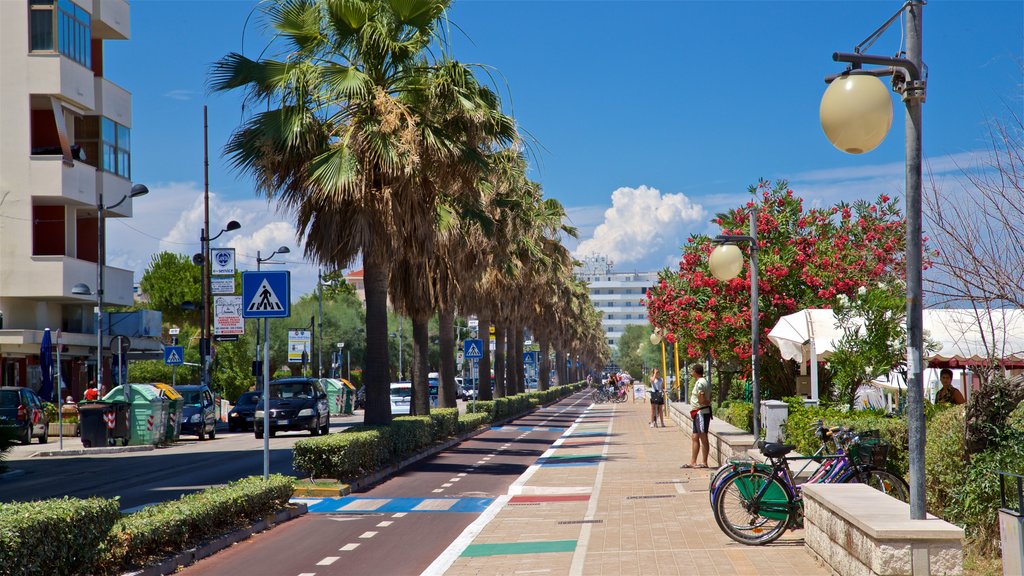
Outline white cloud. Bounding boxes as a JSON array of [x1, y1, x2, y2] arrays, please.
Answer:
[[163, 89, 197, 101], [572, 185, 705, 271], [104, 181, 323, 301]]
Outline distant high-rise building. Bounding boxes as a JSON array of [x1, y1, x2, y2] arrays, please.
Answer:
[[574, 255, 657, 350], [0, 0, 152, 397]]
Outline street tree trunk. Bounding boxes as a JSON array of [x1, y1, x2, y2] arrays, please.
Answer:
[[411, 317, 430, 415], [362, 250, 392, 425], [539, 338, 550, 391], [438, 308, 458, 408], [514, 326, 525, 394], [494, 322, 506, 398], [478, 310, 492, 401], [505, 325, 518, 395]]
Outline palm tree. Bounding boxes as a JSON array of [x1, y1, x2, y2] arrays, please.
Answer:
[[210, 0, 515, 424]]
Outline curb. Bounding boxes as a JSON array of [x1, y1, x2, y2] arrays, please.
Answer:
[[121, 503, 307, 576], [34, 445, 156, 457], [0, 469, 26, 480]]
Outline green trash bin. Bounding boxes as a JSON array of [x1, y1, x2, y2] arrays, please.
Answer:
[[321, 378, 343, 417], [341, 379, 355, 414], [103, 384, 169, 445], [155, 384, 183, 442]]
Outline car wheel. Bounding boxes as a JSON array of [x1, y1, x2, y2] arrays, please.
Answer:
[[255, 429, 263, 439], [20, 425, 31, 445], [269, 429, 276, 438], [228, 424, 237, 433], [209, 425, 216, 440], [39, 425, 48, 444], [320, 421, 330, 435], [198, 426, 206, 441]]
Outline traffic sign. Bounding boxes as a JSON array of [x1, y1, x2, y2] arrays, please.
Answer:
[[524, 351, 537, 365], [242, 271, 290, 318], [464, 339, 484, 359], [164, 346, 184, 366]]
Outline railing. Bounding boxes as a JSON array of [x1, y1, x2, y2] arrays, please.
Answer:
[[998, 470, 1024, 514]]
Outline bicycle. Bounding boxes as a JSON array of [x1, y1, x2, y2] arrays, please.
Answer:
[[709, 422, 909, 545]]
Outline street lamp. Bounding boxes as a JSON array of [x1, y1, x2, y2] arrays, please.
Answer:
[[317, 270, 338, 378], [820, 1, 927, 520], [252, 246, 289, 385], [94, 183, 148, 393], [389, 319, 404, 380], [708, 213, 761, 438], [200, 220, 241, 389]]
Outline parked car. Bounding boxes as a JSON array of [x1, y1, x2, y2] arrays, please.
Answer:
[[390, 381, 412, 415], [228, 391, 260, 432], [174, 384, 217, 440], [0, 387, 47, 444], [255, 378, 330, 438]]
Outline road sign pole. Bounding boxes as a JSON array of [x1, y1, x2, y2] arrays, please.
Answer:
[[172, 365, 177, 387], [263, 318, 270, 481]]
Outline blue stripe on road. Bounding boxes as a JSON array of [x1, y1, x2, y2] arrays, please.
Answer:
[[489, 426, 567, 432], [307, 497, 493, 514]]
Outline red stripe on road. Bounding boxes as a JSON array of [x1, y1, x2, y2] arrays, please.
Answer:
[[509, 495, 590, 503]]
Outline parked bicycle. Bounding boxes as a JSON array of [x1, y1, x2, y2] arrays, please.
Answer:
[[709, 421, 909, 545]]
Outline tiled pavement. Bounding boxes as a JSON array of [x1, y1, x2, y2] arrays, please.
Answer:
[[438, 398, 828, 576]]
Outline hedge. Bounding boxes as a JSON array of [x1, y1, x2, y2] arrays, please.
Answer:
[[294, 383, 587, 481], [714, 401, 753, 432], [0, 497, 121, 576], [95, 475, 294, 574]]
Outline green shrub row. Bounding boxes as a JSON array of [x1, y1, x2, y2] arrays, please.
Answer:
[[95, 475, 294, 574], [714, 400, 754, 432], [294, 383, 585, 482], [0, 497, 121, 576]]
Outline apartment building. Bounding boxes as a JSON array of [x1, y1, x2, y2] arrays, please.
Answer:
[[574, 255, 657, 350], [0, 0, 156, 398]]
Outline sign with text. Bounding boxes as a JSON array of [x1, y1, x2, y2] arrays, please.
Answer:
[[288, 330, 311, 363], [213, 296, 244, 336], [211, 276, 235, 295]]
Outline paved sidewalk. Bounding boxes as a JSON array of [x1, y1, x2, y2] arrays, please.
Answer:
[[439, 398, 827, 576]]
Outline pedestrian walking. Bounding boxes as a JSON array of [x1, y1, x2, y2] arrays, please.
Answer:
[[682, 364, 711, 468], [649, 368, 665, 427]]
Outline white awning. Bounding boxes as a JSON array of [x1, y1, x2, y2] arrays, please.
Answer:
[[768, 308, 1024, 365]]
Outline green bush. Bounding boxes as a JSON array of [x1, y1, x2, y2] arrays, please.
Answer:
[[389, 416, 433, 457], [715, 401, 753, 432], [429, 408, 459, 440], [293, 427, 392, 481], [0, 497, 121, 576], [925, 406, 967, 518], [466, 401, 495, 418], [96, 475, 293, 574], [457, 413, 491, 433]]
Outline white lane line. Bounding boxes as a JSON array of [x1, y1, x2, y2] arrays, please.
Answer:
[[392, 513, 407, 518], [377, 521, 393, 527], [483, 456, 492, 461], [298, 573, 316, 576], [442, 483, 453, 487], [317, 557, 339, 566], [457, 473, 467, 477], [432, 488, 444, 493], [569, 405, 614, 576], [420, 495, 512, 576], [449, 477, 461, 482], [359, 531, 378, 538], [340, 543, 360, 551]]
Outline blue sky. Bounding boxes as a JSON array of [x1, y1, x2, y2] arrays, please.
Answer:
[[104, 0, 1023, 298]]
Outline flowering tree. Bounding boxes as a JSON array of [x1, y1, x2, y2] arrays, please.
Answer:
[[645, 179, 913, 400]]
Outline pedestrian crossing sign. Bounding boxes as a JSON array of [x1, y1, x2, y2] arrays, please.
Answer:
[[464, 339, 484, 359], [242, 271, 291, 318], [164, 346, 184, 366]]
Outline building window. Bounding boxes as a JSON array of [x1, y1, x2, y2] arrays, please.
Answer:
[[75, 116, 130, 178], [608, 339, 614, 345], [607, 314, 614, 320], [29, 0, 91, 68]]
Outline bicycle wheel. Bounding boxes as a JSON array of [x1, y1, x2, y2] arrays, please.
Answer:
[[844, 468, 910, 502], [712, 469, 793, 545]]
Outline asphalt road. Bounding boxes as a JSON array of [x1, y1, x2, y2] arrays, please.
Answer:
[[0, 415, 362, 510], [181, 393, 593, 576]]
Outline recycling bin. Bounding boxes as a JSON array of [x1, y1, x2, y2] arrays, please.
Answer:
[[321, 378, 343, 417], [341, 379, 355, 414], [77, 402, 112, 448], [154, 384, 183, 442], [108, 402, 132, 446], [103, 384, 169, 446]]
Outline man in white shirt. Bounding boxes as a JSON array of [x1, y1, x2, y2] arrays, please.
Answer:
[[683, 364, 711, 468]]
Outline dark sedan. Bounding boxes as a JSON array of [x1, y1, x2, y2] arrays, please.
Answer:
[[0, 387, 47, 444], [255, 378, 330, 438], [228, 391, 260, 432]]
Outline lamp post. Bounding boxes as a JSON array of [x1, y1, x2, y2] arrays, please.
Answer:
[[316, 271, 339, 378], [390, 319, 404, 380], [820, 1, 927, 520], [95, 184, 148, 393], [253, 247, 289, 386], [200, 220, 241, 390], [708, 211, 760, 438]]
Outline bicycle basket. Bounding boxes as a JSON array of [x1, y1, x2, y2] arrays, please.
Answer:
[[850, 440, 890, 468]]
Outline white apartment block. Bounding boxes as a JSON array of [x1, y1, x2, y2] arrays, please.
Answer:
[[0, 0, 155, 398], [575, 256, 657, 350]]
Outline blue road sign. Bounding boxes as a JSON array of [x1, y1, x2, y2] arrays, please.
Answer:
[[464, 339, 484, 359], [524, 351, 537, 365], [164, 346, 185, 366], [242, 271, 291, 318]]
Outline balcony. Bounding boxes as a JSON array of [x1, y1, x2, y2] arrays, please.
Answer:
[[28, 156, 96, 206], [0, 257, 133, 305], [93, 77, 131, 128], [92, 0, 130, 40], [26, 54, 96, 111]]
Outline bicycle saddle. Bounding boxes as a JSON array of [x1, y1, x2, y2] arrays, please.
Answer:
[[758, 442, 795, 458]]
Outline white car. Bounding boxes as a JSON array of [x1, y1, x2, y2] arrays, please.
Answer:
[[390, 382, 412, 415]]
